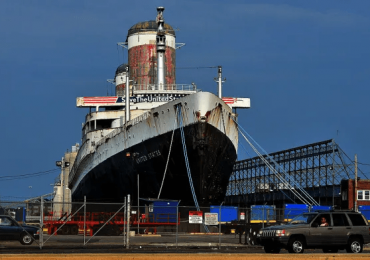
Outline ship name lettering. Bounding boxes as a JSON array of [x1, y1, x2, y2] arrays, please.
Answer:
[[136, 155, 148, 164], [148, 150, 161, 159], [119, 94, 179, 104]]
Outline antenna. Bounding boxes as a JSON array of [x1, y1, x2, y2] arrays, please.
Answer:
[[214, 66, 226, 98], [156, 7, 166, 90]]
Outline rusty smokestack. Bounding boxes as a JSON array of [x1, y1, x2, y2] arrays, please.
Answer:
[[156, 7, 166, 90]]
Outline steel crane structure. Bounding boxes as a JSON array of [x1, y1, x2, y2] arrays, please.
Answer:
[[226, 139, 368, 207]]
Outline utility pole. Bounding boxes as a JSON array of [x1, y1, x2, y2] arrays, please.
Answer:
[[355, 154, 358, 212], [40, 195, 44, 249], [126, 194, 130, 249]]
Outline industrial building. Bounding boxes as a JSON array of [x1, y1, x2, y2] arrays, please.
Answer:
[[226, 139, 369, 210]]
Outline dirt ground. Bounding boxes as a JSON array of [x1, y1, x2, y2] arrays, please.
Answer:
[[1, 254, 370, 260]]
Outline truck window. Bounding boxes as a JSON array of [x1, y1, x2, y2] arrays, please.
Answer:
[[332, 213, 349, 226], [347, 214, 367, 226], [313, 214, 331, 227]]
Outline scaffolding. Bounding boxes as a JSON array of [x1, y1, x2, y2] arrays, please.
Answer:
[[226, 139, 368, 206]]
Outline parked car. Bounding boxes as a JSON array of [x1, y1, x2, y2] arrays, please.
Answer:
[[0, 215, 39, 245], [256, 210, 370, 253]]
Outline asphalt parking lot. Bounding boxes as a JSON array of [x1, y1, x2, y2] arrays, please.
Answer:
[[0, 234, 248, 253], [0, 234, 370, 255]]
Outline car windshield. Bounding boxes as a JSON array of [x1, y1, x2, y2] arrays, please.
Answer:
[[288, 213, 317, 225]]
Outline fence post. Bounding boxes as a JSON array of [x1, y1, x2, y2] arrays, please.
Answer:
[[176, 200, 181, 248], [245, 208, 249, 245], [126, 194, 130, 249], [84, 196, 86, 245], [137, 173, 140, 235], [239, 208, 242, 244], [39, 195, 44, 249], [219, 201, 224, 249], [123, 196, 126, 247]]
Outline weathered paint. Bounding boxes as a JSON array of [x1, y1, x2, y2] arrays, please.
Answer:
[[69, 92, 238, 204], [128, 45, 175, 86], [127, 20, 175, 38], [164, 46, 176, 87], [68, 10, 247, 206], [222, 97, 251, 109], [127, 33, 176, 49], [115, 84, 126, 96]]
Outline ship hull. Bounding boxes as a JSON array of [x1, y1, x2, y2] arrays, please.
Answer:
[[69, 92, 239, 206], [72, 121, 236, 205]]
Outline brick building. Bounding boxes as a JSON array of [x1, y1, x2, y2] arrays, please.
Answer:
[[341, 179, 370, 210]]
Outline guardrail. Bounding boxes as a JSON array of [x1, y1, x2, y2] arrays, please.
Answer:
[[133, 84, 197, 91]]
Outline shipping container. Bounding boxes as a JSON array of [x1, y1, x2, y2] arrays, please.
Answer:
[[210, 206, 238, 222], [359, 205, 370, 222], [311, 205, 332, 212], [142, 199, 178, 223], [284, 204, 309, 221], [250, 205, 276, 223]]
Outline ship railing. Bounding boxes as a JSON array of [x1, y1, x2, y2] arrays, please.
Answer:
[[132, 84, 198, 92], [94, 111, 151, 148], [69, 111, 152, 185], [95, 128, 121, 148], [68, 138, 91, 185]]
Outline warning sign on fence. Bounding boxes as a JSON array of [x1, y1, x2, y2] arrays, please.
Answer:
[[240, 212, 245, 220], [205, 213, 218, 225], [189, 211, 203, 224]]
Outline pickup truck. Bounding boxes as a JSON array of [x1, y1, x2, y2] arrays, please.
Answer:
[[257, 210, 370, 253]]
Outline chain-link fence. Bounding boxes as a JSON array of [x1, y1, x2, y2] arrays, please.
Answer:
[[2, 198, 369, 250]]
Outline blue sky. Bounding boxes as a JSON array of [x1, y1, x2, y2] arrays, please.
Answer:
[[0, 0, 369, 200]]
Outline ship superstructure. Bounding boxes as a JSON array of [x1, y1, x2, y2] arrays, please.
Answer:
[[67, 7, 250, 205]]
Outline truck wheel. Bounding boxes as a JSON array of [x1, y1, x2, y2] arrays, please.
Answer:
[[70, 225, 78, 235], [264, 244, 280, 253], [20, 233, 33, 245], [346, 237, 363, 253], [288, 237, 305, 253], [61, 225, 70, 235]]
